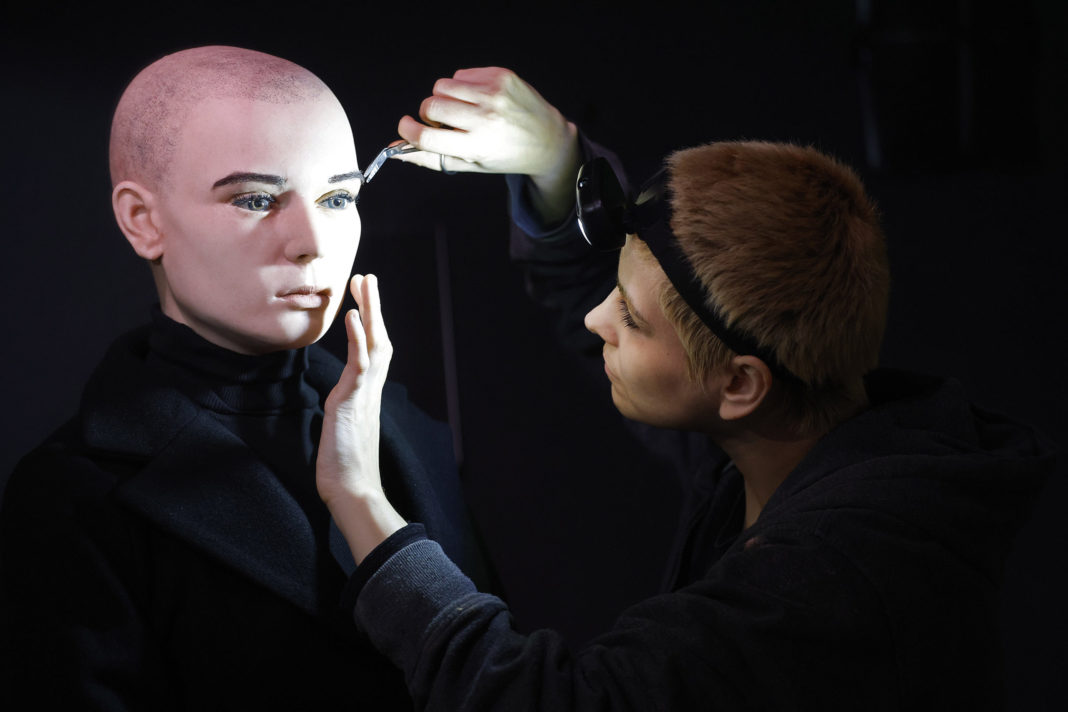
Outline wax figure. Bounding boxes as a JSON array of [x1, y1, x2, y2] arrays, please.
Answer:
[[314, 68, 1055, 710], [0, 47, 489, 710]]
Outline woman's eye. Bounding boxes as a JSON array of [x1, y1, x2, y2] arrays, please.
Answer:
[[319, 192, 357, 210], [233, 194, 276, 212]]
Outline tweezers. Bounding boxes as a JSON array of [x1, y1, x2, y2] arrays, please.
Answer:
[[362, 141, 421, 184]]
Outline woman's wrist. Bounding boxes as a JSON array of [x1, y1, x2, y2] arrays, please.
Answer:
[[326, 489, 407, 565], [528, 120, 582, 226]]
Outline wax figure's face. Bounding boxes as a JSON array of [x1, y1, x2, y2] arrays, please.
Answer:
[[584, 237, 718, 429], [151, 94, 362, 354]]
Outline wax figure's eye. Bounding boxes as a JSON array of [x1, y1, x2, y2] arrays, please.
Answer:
[[233, 193, 277, 212], [318, 191, 358, 210], [618, 297, 638, 330]]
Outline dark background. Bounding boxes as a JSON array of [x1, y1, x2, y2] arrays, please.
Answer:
[[2, 1, 1065, 708]]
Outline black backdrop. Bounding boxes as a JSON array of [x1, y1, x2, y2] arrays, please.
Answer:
[[2, 2, 1065, 709]]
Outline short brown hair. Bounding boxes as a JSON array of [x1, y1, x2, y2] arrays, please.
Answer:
[[650, 141, 889, 434]]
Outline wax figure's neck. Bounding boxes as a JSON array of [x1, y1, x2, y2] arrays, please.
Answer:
[[153, 290, 309, 356], [147, 306, 315, 414], [149, 306, 303, 362]]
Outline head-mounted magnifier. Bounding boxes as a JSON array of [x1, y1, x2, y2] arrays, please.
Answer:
[[575, 157, 798, 383], [576, 157, 668, 251]]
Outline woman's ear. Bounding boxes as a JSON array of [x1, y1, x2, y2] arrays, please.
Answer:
[[112, 180, 163, 261], [716, 355, 773, 421]]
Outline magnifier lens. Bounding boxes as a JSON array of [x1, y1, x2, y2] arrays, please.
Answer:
[[576, 157, 628, 250]]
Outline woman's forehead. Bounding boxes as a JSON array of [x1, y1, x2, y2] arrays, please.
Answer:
[[620, 238, 667, 291]]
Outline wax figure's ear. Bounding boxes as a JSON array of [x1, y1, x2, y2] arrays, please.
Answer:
[[112, 180, 163, 261], [716, 355, 773, 421]]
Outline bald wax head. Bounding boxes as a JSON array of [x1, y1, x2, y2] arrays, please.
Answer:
[[109, 45, 331, 190]]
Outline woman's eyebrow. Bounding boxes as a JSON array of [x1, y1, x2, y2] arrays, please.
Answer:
[[212, 172, 286, 189]]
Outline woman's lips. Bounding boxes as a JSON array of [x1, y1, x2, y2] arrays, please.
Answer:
[[602, 353, 616, 382]]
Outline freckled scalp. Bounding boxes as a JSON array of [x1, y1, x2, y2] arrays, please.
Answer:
[[108, 45, 331, 189]]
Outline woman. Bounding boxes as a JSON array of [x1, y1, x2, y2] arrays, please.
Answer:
[[316, 68, 1053, 710]]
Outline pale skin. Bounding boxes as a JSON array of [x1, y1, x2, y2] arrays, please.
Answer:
[[583, 238, 822, 529], [392, 67, 582, 226], [317, 274, 407, 553], [112, 92, 363, 355], [318, 67, 825, 564]]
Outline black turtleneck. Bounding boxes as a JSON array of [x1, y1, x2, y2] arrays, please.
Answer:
[[144, 307, 331, 568]]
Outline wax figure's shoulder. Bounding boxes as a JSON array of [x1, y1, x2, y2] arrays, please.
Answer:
[[4, 326, 156, 501], [0, 336, 175, 581], [2, 422, 123, 545]]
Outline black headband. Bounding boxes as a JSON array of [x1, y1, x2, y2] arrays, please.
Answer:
[[576, 157, 798, 382]]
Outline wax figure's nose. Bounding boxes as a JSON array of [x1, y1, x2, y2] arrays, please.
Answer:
[[282, 202, 324, 263]]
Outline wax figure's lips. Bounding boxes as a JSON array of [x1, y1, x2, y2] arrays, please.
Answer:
[[277, 286, 330, 309]]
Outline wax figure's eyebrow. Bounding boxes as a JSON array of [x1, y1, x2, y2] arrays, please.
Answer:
[[213, 172, 286, 189], [616, 278, 647, 325], [211, 171, 362, 189], [329, 171, 362, 183]]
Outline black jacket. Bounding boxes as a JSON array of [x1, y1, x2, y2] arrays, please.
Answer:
[[0, 319, 489, 710], [350, 367, 1054, 712]]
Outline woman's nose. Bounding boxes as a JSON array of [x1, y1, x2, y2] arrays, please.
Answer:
[[584, 288, 618, 345]]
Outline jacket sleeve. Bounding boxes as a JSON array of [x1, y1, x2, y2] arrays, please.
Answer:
[[0, 442, 179, 711], [351, 527, 897, 712], [503, 132, 628, 359]]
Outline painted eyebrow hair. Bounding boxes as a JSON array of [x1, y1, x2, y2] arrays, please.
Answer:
[[616, 277, 647, 325], [212, 172, 285, 189], [329, 171, 362, 184]]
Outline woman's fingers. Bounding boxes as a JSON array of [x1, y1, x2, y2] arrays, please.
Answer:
[[351, 274, 392, 376]]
